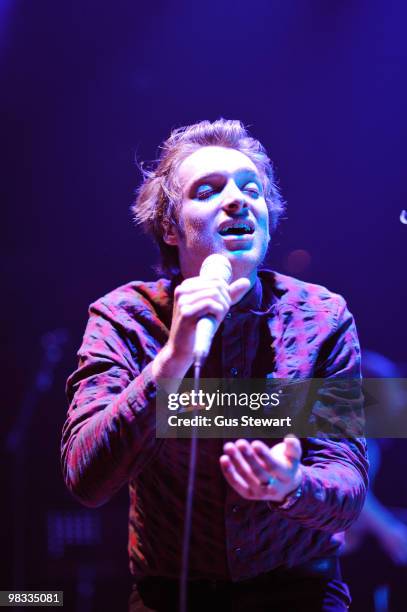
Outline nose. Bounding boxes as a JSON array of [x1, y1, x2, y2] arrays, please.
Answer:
[[221, 181, 248, 214]]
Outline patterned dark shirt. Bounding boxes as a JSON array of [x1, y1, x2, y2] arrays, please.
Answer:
[[62, 270, 368, 581]]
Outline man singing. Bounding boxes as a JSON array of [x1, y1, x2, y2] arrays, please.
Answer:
[[62, 119, 368, 611]]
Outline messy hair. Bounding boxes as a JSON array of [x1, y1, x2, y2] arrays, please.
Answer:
[[132, 118, 285, 278]]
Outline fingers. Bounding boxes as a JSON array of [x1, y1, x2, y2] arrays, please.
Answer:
[[220, 439, 303, 502], [177, 299, 227, 325], [234, 439, 275, 484], [219, 454, 251, 498], [221, 439, 281, 500], [175, 277, 230, 303], [174, 276, 251, 325], [173, 281, 229, 328], [177, 287, 230, 313], [220, 451, 276, 500], [251, 437, 302, 480], [251, 440, 282, 474], [229, 278, 251, 305], [223, 440, 269, 489], [165, 274, 250, 371], [175, 279, 231, 322], [284, 436, 302, 464]]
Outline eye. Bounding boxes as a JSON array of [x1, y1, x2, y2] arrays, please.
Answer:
[[195, 184, 217, 200], [243, 182, 261, 199]]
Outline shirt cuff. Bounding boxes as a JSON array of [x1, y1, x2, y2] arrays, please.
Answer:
[[267, 468, 304, 512]]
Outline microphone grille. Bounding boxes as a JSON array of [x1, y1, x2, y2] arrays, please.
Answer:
[[199, 254, 232, 283]]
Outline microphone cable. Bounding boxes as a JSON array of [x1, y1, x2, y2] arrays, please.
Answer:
[[179, 361, 201, 612], [179, 255, 232, 611]]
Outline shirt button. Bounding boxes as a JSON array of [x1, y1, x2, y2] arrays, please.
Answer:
[[226, 312, 232, 319], [230, 367, 238, 377], [232, 505, 239, 513], [235, 547, 241, 554]]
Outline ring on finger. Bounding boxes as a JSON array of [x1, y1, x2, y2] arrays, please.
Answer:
[[261, 475, 277, 488]]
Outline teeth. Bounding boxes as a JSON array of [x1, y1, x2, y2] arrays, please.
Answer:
[[219, 224, 253, 235]]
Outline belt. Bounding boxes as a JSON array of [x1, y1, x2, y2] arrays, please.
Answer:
[[137, 556, 341, 591]]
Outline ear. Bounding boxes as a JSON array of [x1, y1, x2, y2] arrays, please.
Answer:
[[163, 223, 179, 246]]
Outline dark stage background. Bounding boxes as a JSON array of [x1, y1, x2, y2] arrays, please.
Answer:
[[1, 1, 406, 611]]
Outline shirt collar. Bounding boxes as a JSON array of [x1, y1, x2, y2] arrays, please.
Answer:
[[231, 271, 276, 316]]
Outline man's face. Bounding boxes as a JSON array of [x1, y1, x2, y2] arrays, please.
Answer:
[[165, 146, 270, 284]]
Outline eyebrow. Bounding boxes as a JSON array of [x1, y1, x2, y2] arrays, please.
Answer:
[[187, 168, 261, 195]]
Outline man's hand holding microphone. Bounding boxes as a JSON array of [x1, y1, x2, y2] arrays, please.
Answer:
[[152, 254, 250, 381]]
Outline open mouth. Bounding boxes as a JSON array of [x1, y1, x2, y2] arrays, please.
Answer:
[[218, 222, 255, 237]]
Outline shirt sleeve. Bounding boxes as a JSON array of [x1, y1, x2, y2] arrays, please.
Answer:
[[273, 295, 369, 532], [61, 299, 163, 508]]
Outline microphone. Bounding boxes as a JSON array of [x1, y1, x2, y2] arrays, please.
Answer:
[[193, 254, 233, 367]]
